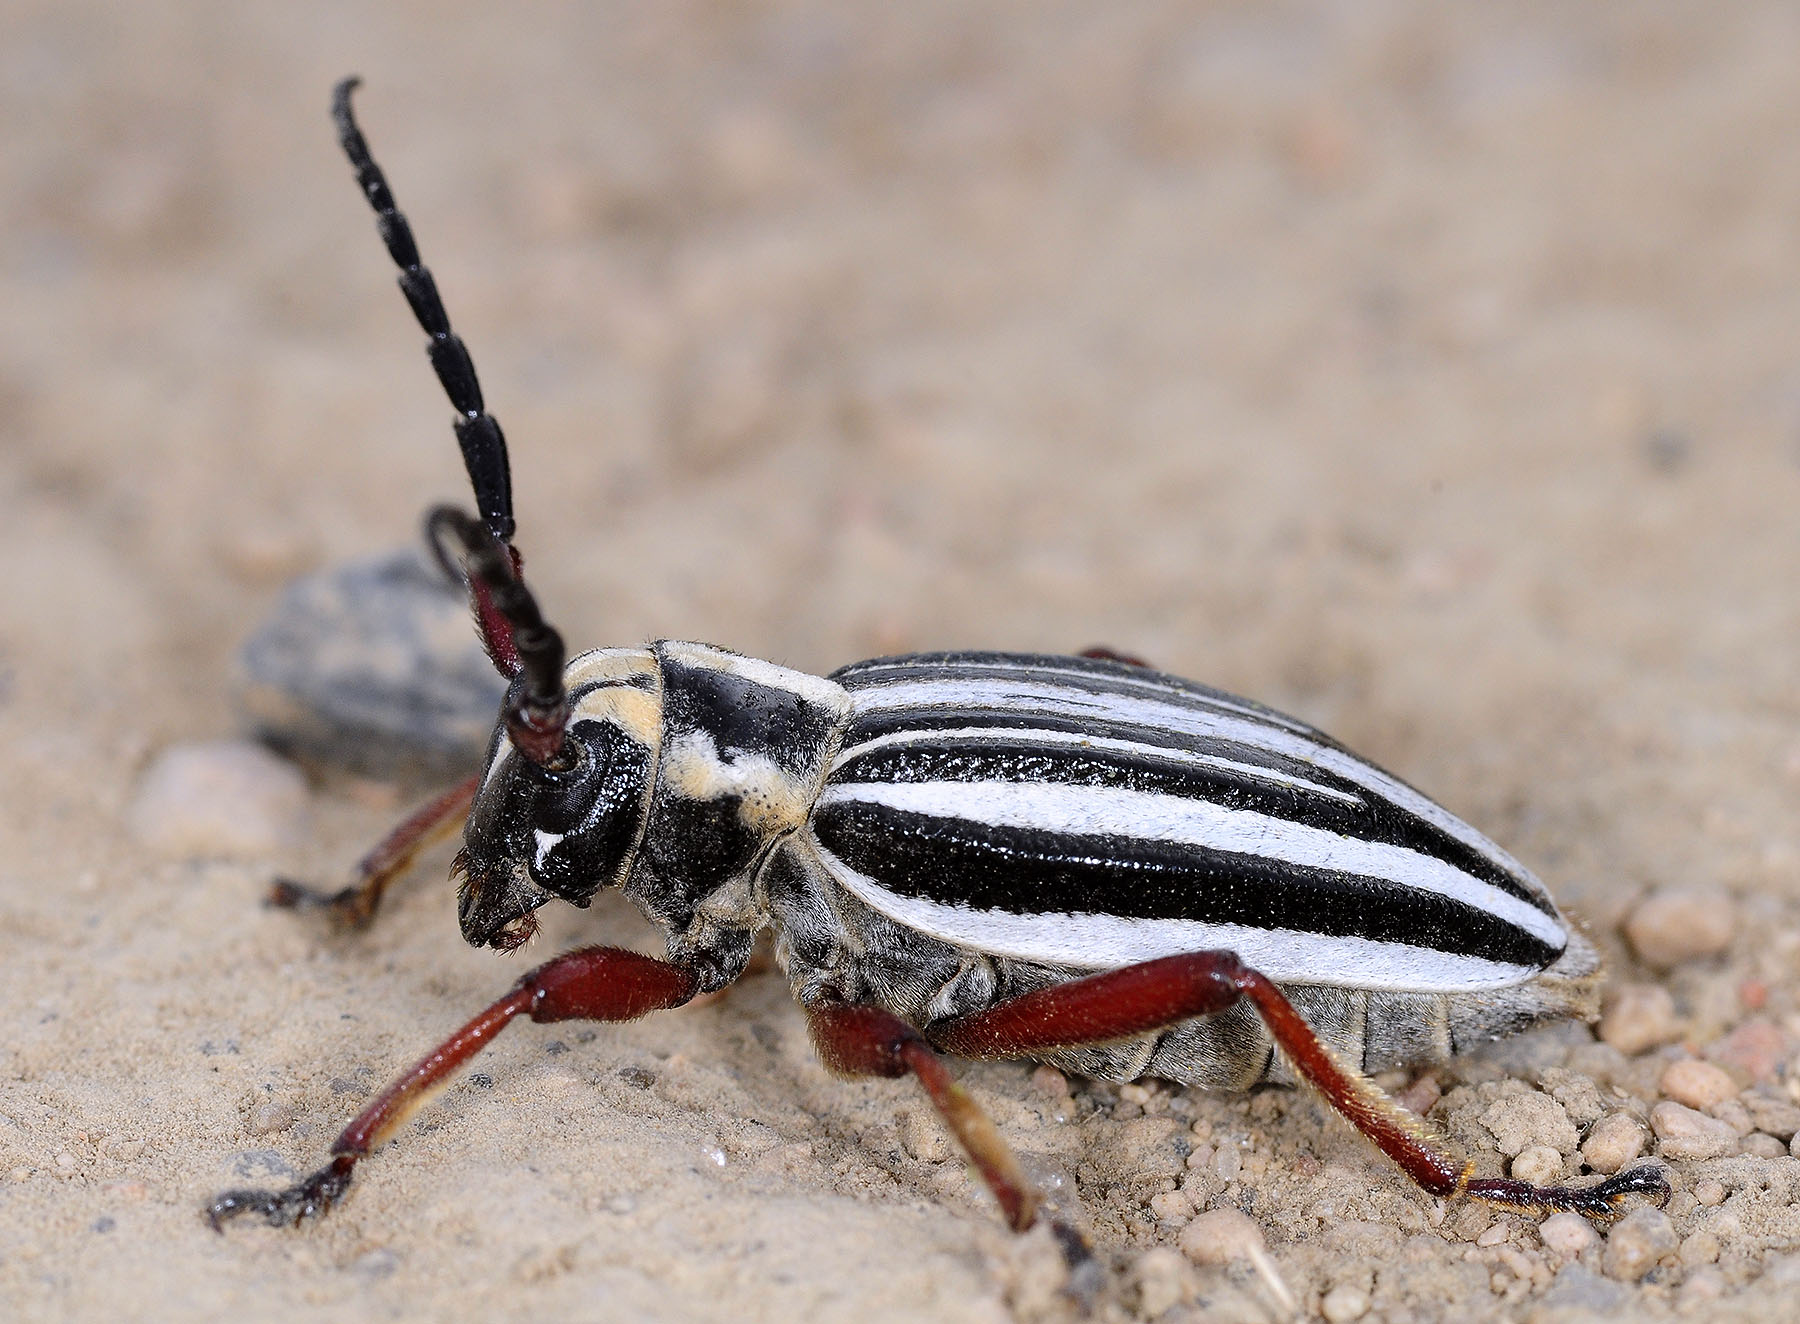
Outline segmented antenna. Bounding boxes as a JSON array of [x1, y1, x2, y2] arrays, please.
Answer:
[[334, 77, 570, 765], [427, 507, 570, 766], [332, 76, 514, 544]]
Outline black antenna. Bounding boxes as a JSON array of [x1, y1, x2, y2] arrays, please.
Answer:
[[428, 507, 570, 766], [333, 78, 570, 765], [332, 76, 514, 544]]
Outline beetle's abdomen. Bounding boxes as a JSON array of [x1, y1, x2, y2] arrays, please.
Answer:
[[815, 652, 1569, 993]]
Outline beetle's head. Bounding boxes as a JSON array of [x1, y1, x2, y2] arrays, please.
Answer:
[[455, 649, 662, 950]]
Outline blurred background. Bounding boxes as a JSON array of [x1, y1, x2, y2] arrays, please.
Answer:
[[2, 3, 1798, 1321]]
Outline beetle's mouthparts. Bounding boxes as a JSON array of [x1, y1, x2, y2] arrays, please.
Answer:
[[453, 849, 548, 951]]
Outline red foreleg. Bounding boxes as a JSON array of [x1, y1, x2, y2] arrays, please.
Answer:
[[269, 774, 479, 928], [933, 951, 1668, 1222], [208, 946, 697, 1228]]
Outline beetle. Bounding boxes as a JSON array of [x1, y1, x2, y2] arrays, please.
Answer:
[[209, 79, 1670, 1252]]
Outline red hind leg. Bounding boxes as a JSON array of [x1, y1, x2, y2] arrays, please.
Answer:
[[208, 946, 697, 1227], [1078, 646, 1152, 668], [931, 951, 1668, 1221]]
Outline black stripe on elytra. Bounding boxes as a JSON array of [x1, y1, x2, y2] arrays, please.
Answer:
[[835, 709, 1554, 917], [830, 738, 1456, 869], [812, 801, 1562, 970]]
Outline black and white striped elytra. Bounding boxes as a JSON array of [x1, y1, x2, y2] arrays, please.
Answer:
[[458, 640, 1600, 1090]]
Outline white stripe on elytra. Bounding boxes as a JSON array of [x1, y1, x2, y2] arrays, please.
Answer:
[[833, 724, 1364, 808], [842, 656, 1315, 732], [813, 841, 1538, 992], [817, 778, 1568, 950], [847, 676, 1549, 906]]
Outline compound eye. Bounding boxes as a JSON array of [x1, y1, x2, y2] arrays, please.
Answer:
[[534, 732, 605, 835]]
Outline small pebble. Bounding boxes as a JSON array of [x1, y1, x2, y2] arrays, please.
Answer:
[[1692, 1179, 1727, 1206], [1128, 1247, 1191, 1317], [218, 523, 317, 584], [1743, 1089, 1800, 1141], [1476, 1223, 1510, 1247], [1660, 1059, 1739, 1111], [1510, 1144, 1562, 1186], [1149, 1189, 1193, 1224], [1650, 1101, 1739, 1160], [1320, 1283, 1371, 1322], [351, 1248, 398, 1279], [250, 1100, 297, 1135], [1709, 1097, 1752, 1135], [1679, 1229, 1721, 1266], [1539, 1212, 1598, 1257], [1029, 1065, 1069, 1099], [1624, 887, 1736, 968], [1480, 1092, 1578, 1157], [1581, 1113, 1647, 1174], [1178, 1208, 1263, 1265], [1213, 1143, 1242, 1184], [898, 1108, 953, 1162], [1739, 1132, 1786, 1158], [1598, 984, 1681, 1056], [127, 741, 310, 857], [1395, 1073, 1442, 1117], [1601, 1208, 1678, 1281], [1707, 1019, 1790, 1083]]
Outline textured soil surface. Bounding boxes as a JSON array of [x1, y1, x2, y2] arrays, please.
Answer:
[[3, 4, 1799, 1322]]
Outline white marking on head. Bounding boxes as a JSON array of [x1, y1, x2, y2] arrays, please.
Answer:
[[532, 828, 565, 870]]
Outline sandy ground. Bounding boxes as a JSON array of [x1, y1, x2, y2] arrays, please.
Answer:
[[3, 3, 1799, 1321]]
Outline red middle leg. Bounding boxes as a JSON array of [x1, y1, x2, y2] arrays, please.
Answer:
[[932, 951, 1668, 1221], [809, 1002, 1038, 1232]]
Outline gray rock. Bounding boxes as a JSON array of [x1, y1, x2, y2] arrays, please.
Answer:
[[239, 548, 507, 779]]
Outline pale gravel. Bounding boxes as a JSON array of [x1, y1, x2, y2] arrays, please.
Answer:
[[3, 4, 1800, 1324]]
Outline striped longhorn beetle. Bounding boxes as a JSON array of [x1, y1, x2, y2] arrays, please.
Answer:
[[209, 79, 1671, 1253]]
